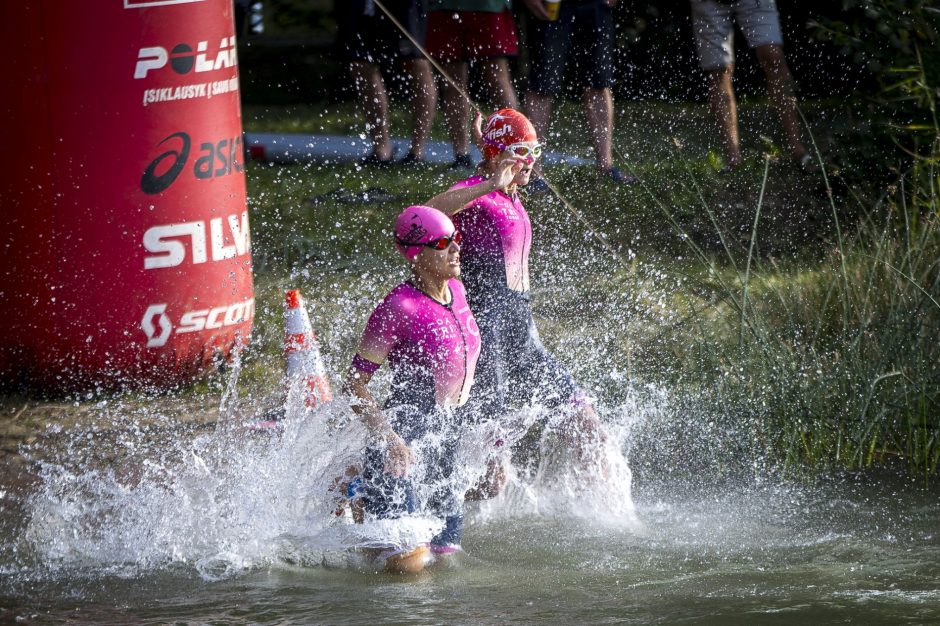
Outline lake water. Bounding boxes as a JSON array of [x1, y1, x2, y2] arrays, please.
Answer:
[[2, 392, 939, 625]]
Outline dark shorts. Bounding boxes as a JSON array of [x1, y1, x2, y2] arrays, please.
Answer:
[[528, 0, 615, 97], [425, 9, 518, 62], [464, 289, 577, 419], [336, 0, 427, 64], [360, 404, 464, 548]]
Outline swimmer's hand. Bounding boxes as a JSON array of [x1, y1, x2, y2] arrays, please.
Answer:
[[493, 156, 526, 189], [384, 432, 411, 478]]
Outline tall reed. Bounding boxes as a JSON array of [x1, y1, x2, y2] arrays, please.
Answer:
[[648, 145, 940, 479]]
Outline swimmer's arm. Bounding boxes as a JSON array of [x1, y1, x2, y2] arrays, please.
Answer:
[[342, 368, 390, 435], [342, 367, 411, 477], [425, 157, 525, 216]]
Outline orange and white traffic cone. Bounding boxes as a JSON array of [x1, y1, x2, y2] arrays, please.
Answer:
[[284, 288, 333, 409]]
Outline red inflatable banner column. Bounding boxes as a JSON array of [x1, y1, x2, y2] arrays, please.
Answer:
[[0, 0, 254, 391]]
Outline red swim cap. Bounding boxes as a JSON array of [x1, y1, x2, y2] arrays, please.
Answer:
[[481, 109, 538, 160]]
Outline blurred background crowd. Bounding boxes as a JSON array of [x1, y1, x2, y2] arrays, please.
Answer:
[[231, 0, 899, 184]]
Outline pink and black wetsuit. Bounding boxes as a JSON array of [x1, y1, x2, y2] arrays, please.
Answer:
[[352, 279, 480, 416], [351, 279, 480, 549], [450, 175, 578, 415], [447, 175, 532, 298]]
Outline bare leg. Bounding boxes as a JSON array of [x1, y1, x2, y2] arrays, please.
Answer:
[[350, 61, 392, 161], [583, 87, 614, 171], [478, 57, 519, 109], [705, 66, 741, 168], [464, 457, 508, 501], [754, 43, 808, 160], [525, 90, 554, 179], [558, 404, 611, 479], [440, 62, 471, 157], [405, 58, 437, 159]]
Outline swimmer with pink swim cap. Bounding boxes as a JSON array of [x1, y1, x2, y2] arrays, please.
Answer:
[[343, 205, 480, 574], [422, 109, 611, 498], [393, 205, 464, 262]]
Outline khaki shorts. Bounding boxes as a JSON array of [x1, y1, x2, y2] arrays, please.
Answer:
[[690, 0, 783, 70]]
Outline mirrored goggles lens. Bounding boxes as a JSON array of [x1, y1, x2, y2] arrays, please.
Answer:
[[425, 230, 462, 250]]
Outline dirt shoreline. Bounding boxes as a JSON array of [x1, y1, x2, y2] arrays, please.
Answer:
[[0, 394, 225, 493]]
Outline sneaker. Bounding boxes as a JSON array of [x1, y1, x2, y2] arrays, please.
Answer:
[[359, 151, 394, 167], [398, 152, 425, 167], [448, 153, 475, 170], [526, 178, 551, 195], [603, 167, 638, 185]]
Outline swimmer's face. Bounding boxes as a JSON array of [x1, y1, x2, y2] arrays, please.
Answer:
[[501, 141, 540, 186], [414, 232, 461, 280]]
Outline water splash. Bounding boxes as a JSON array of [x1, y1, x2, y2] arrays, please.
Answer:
[[474, 396, 648, 530], [20, 391, 368, 580], [14, 376, 654, 582]]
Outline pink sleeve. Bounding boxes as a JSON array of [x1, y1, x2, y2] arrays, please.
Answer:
[[449, 176, 488, 208], [353, 296, 404, 371]]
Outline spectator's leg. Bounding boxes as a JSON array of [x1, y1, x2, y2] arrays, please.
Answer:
[[525, 91, 553, 179], [754, 43, 807, 160], [478, 57, 519, 109], [440, 62, 472, 158], [705, 66, 741, 168], [583, 87, 614, 171], [405, 58, 437, 159], [350, 61, 392, 161]]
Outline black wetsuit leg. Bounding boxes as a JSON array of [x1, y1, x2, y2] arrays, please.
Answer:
[[360, 403, 465, 548], [469, 289, 577, 415]]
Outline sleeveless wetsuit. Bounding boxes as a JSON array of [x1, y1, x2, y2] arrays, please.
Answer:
[[450, 175, 578, 418], [353, 280, 480, 414], [351, 279, 480, 548]]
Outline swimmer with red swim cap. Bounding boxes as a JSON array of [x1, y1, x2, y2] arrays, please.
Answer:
[[343, 206, 481, 574], [424, 109, 610, 496]]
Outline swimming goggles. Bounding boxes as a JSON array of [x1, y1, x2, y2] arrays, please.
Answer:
[[423, 231, 462, 250], [397, 230, 462, 250], [483, 137, 544, 160]]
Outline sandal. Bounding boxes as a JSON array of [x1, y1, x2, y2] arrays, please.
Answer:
[[398, 152, 425, 167], [359, 152, 394, 167]]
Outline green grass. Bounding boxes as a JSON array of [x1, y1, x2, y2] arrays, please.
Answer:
[[236, 98, 938, 479]]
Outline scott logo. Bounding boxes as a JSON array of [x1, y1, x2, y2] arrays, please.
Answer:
[[140, 298, 255, 349], [143, 212, 250, 270], [141, 131, 243, 195], [134, 37, 237, 79], [141, 304, 172, 347]]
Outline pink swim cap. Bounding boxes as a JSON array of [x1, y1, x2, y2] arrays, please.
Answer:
[[394, 206, 456, 261]]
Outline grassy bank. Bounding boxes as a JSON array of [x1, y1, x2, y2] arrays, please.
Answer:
[[646, 162, 940, 480], [235, 99, 938, 479]]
